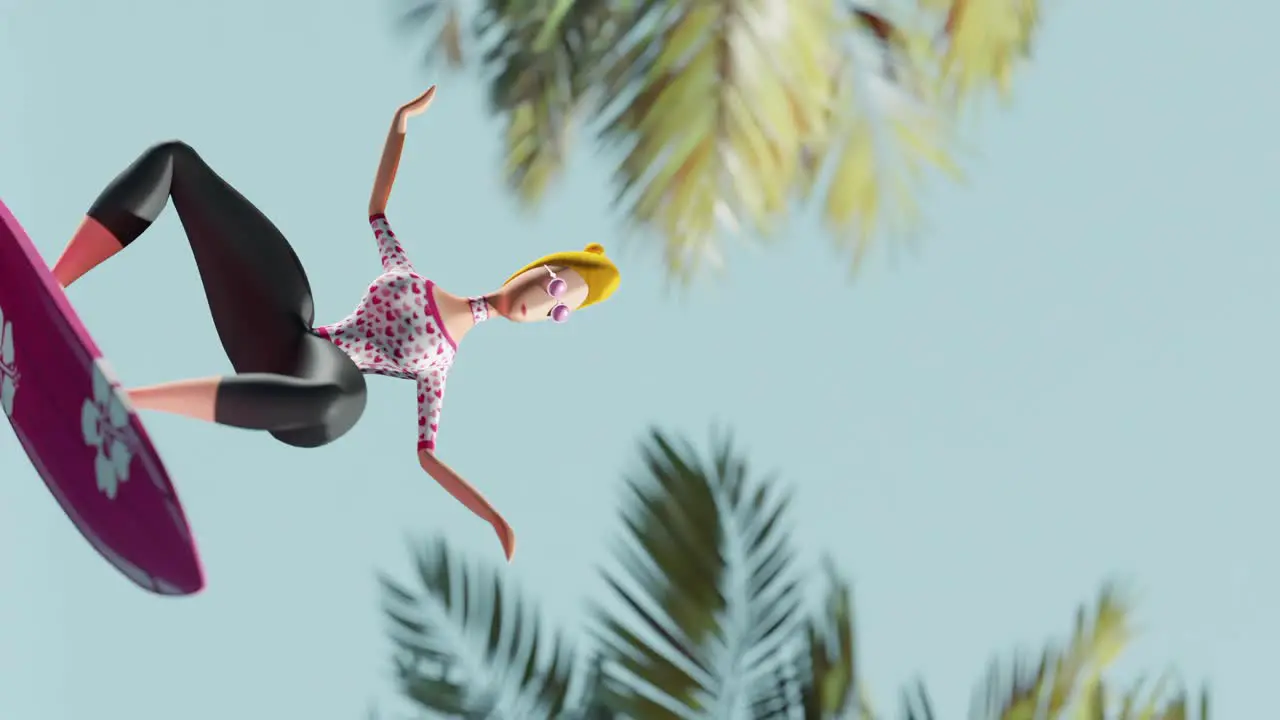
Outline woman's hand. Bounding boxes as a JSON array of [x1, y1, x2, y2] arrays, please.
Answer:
[[395, 86, 437, 133], [370, 86, 437, 215], [419, 449, 517, 563], [492, 515, 516, 563]]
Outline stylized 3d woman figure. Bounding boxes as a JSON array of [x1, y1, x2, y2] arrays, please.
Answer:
[[49, 87, 619, 561]]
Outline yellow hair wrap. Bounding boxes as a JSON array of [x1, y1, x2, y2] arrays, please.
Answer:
[[504, 243, 620, 310]]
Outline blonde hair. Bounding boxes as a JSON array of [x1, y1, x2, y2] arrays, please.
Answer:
[[504, 243, 620, 309]]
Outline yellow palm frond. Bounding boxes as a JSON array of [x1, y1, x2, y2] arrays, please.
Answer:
[[1073, 678, 1107, 720], [1115, 678, 1211, 720], [1045, 585, 1130, 711], [973, 584, 1132, 720], [601, 0, 839, 283], [813, 11, 962, 273], [401, 0, 1045, 284], [921, 0, 1041, 106]]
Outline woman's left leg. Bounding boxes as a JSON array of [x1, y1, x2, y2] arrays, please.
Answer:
[[54, 140, 366, 446]]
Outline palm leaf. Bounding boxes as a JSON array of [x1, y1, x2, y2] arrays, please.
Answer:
[[919, 0, 1041, 106], [597, 0, 840, 283], [1114, 680, 1211, 720], [901, 680, 937, 720], [563, 653, 626, 720], [401, 0, 615, 205], [749, 656, 806, 719], [755, 560, 887, 720], [1071, 676, 1107, 720], [804, 3, 962, 273], [379, 536, 576, 719], [971, 583, 1132, 720], [395, 0, 466, 67], [476, 0, 611, 204], [592, 428, 807, 717], [801, 562, 857, 719], [391, 0, 1048, 285]]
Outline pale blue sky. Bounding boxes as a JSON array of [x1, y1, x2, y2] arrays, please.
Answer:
[[1, 0, 1275, 718]]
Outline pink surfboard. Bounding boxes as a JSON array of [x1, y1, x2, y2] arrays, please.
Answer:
[[0, 198, 203, 595]]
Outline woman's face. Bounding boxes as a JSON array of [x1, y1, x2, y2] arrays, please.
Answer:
[[503, 265, 589, 323]]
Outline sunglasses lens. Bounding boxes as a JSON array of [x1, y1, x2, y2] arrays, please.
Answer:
[[550, 304, 570, 323], [547, 277, 568, 298]]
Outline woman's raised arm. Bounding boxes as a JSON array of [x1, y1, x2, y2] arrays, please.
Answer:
[[368, 86, 436, 217]]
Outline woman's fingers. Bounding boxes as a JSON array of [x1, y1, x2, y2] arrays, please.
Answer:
[[493, 517, 516, 562], [393, 86, 436, 132], [403, 86, 437, 114]]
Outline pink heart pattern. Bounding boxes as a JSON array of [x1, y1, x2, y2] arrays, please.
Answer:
[[310, 214, 495, 455]]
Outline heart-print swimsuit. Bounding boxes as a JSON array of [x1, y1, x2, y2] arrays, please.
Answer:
[[313, 214, 489, 453]]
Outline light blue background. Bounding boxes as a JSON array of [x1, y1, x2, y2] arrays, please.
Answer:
[[1, 0, 1274, 717]]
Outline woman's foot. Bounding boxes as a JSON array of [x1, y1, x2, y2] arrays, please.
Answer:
[[52, 216, 124, 288], [127, 377, 220, 422]]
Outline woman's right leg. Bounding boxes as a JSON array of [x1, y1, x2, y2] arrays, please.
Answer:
[[130, 372, 353, 432], [54, 141, 366, 445], [127, 333, 366, 445]]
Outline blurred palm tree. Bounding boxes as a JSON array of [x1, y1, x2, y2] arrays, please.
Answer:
[[392, 0, 1040, 283], [375, 428, 1209, 719]]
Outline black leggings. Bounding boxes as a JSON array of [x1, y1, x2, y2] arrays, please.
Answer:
[[88, 140, 367, 448]]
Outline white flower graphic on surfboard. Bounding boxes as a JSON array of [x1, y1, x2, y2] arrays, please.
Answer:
[[82, 359, 136, 499], [0, 304, 16, 417]]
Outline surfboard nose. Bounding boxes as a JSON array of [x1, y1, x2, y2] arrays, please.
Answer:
[[155, 566, 206, 596], [149, 544, 206, 596], [91, 535, 205, 597]]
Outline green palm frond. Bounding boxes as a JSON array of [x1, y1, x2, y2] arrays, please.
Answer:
[[759, 561, 923, 720], [972, 583, 1132, 720], [371, 429, 1209, 718], [475, 0, 611, 203], [901, 680, 937, 720], [792, 562, 859, 719], [597, 0, 840, 283], [379, 537, 575, 719], [748, 655, 806, 719], [565, 654, 626, 720], [591, 429, 807, 717], [399, 0, 612, 205]]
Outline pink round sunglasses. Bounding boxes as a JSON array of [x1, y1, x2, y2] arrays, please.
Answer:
[[543, 266, 572, 323]]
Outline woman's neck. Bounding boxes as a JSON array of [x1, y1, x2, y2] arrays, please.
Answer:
[[431, 287, 478, 344], [431, 287, 507, 344], [482, 290, 511, 318]]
